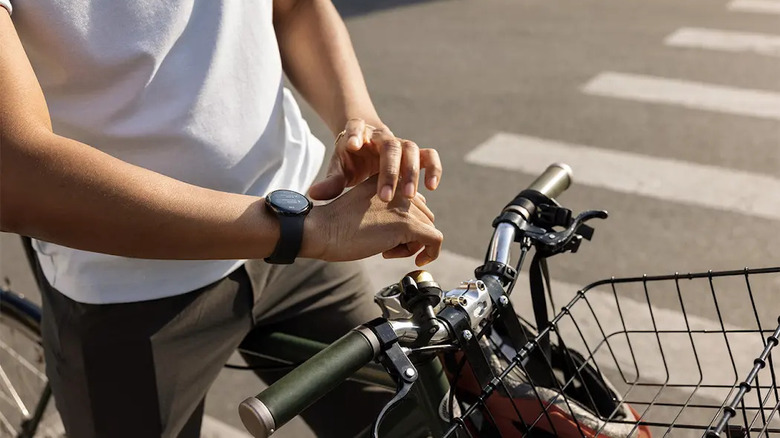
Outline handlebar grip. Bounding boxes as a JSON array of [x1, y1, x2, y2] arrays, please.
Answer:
[[526, 163, 573, 200], [239, 328, 379, 438], [504, 163, 573, 218]]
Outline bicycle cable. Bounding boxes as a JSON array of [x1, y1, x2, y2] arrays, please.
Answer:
[[505, 241, 530, 297]]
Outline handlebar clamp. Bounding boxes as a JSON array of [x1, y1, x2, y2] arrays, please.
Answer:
[[475, 261, 517, 286]]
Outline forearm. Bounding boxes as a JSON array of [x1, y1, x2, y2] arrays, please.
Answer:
[[274, 0, 381, 135], [0, 131, 280, 260], [0, 11, 279, 261]]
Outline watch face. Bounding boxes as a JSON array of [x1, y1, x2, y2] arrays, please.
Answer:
[[266, 190, 312, 216]]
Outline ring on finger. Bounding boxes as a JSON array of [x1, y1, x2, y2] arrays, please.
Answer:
[[334, 130, 347, 146]]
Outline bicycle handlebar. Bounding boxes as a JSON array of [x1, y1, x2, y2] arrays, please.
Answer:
[[488, 163, 573, 267], [239, 328, 379, 438]]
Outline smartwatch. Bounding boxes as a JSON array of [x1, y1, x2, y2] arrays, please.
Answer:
[[264, 190, 313, 264]]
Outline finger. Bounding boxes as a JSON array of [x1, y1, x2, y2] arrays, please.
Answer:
[[344, 119, 366, 151], [363, 123, 378, 145], [414, 226, 443, 266], [417, 192, 427, 204], [399, 140, 420, 199], [382, 242, 424, 259], [308, 173, 347, 200], [374, 131, 402, 202], [420, 148, 442, 190], [411, 193, 434, 223], [308, 159, 347, 200]]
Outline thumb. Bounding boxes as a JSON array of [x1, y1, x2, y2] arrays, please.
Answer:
[[308, 173, 348, 200]]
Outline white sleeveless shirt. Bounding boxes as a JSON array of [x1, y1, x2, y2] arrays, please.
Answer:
[[2, 0, 325, 303]]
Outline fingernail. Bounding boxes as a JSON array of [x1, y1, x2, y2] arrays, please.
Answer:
[[380, 185, 393, 202], [404, 182, 415, 198], [349, 136, 360, 149], [429, 176, 439, 189]]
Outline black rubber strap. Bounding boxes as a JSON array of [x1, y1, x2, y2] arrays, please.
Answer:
[[265, 214, 305, 264]]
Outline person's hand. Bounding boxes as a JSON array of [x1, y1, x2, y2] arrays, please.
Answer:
[[301, 176, 443, 266], [308, 119, 442, 202]]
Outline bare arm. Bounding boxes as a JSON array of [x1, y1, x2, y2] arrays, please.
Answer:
[[273, 0, 380, 136], [0, 12, 281, 260], [273, 0, 443, 203], [0, 11, 442, 264]]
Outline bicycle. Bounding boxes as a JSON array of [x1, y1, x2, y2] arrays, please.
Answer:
[[2, 164, 780, 437]]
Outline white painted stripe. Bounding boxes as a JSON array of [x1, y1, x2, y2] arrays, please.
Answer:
[[582, 72, 780, 121], [202, 415, 251, 438], [728, 0, 780, 14], [363, 251, 772, 404], [665, 27, 780, 57], [465, 133, 780, 221]]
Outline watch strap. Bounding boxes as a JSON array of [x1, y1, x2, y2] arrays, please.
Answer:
[[264, 214, 306, 264]]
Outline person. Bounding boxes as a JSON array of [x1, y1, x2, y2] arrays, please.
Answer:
[[0, 0, 443, 436]]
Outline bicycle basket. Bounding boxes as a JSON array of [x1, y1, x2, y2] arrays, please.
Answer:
[[441, 267, 780, 438]]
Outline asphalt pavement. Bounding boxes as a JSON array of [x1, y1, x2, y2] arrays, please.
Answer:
[[1, 0, 778, 436]]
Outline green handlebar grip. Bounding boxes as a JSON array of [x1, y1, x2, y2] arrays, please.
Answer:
[[239, 328, 377, 437]]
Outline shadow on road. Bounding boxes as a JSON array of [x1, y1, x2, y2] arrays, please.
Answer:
[[334, 0, 443, 18]]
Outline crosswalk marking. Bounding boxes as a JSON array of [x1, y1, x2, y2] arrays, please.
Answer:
[[465, 132, 780, 221], [728, 0, 780, 14], [665, 27, 780, 57], [581, 71, 780, 121]]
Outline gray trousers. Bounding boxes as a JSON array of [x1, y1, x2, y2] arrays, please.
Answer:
[[38, 258, 387, 438]]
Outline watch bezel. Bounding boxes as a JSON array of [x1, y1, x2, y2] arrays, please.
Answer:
[[265, 190, 312, 217]]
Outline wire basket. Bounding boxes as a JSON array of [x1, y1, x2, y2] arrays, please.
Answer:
[[443, 267, 780, 438]]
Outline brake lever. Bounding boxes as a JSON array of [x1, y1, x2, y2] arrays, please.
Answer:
[[525, 209, 608, 256], [371, 342, 418, 438]]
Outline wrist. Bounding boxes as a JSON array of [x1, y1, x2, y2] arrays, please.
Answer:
[[299, 206, 328, 259]]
